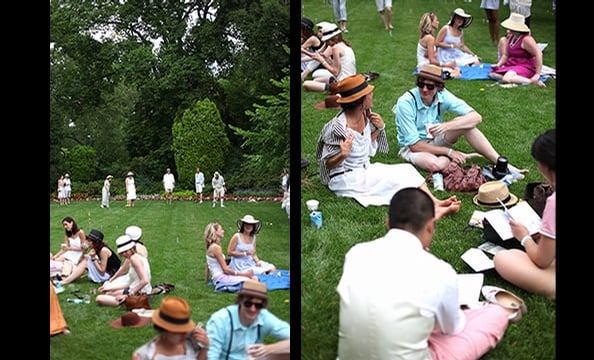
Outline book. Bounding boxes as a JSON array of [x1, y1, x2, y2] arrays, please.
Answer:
[[478, 241, 506, 255], [461, 248, 494, 272], [482, 201, 542, 241], [457, 273, 484, 306]]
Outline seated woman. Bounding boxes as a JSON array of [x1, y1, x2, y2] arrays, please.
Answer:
[[51, 216, 86, 268], [436, 8, 480, 67], [417, 12, 460, 78], [303, 23, 356, 92], [96, 235, 152, 306], [228, 215, 277, 275], [489, 13, 545, 87], [301, 18, 327, 80], [316, 73, 461, 218], [60, 229, 121, 285], [204, 222, 257, 286]]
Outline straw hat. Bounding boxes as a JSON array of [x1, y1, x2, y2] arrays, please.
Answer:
[[152, 296, 195, 333], [417, 64, 445, 84], [110, 311, 151, 328], [450, 8, 473, 28], [239, 281, 268, 300], [501, 13, 530, 33], [473, 181, 519, 208], [335, 74, 374, 104], [237, 214, 262, 234]]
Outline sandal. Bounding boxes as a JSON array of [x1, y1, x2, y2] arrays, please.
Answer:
[[481, 285, 527, 322]]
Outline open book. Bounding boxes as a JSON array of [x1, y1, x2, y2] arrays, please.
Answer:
[[457, 273, 484, 306], [482, 201, 542, 241]]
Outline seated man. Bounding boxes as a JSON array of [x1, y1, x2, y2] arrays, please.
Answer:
[[392, 64, 525, 179]]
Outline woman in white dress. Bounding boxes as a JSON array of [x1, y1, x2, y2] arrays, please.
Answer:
[[228, 215, 276, 275], [436, 8, 480, 67], [316, 74, 461, 218], [417, 12, 460, 78], [51, 216, 86, 266], [125, 171, 136, 207]]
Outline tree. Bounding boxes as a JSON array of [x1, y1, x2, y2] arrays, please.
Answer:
[[64, 145, 98, 184], [172, 98, 231, 190]]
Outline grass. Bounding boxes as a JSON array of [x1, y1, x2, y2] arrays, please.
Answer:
[[49, 199, 291, 359], [300, 0, 555, 359]]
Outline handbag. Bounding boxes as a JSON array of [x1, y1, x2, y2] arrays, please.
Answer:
[[431, 162, 486, 192], [524, 182, 553, 217], [124, 293, 151, 310]]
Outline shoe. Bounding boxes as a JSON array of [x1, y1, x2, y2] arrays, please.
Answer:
[[200, 200, 203, 203], [54, 283, 65, 294], [481, 285, 527, 322], [213, 203, 216, 207], [221, 204, 225, 207]]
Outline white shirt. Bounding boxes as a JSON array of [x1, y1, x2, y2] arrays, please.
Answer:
[[337, 229, 465, 360], [163, 173, 175, 190]]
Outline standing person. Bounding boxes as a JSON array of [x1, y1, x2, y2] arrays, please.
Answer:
[[132, 296, 210, 360], [211, 171, 226, 208], [393, 64, 527, 177], [493, 129, 556, 299], [57, 175, 65, 206], [336, 188, 510, 360], [489, 13, 545, 87], [332, 0, 348, 33], [206, 281, 290, 360], [195, 167, 205, 203], [228, 215, 277, 275], [417, 12, 460, 78], [375, 0, 393, 30], [50, 280, 70, 336], [316, 73, 461, 218], [125, 171, 137, 208], [303, 23, 356, 92], [280, 168, 289, 193], [436, 8, 481, 67], [101, 175, 114, 208], [509, 0, 532, 27], [96, 234, 152, 306], [163, 167, 175, 205], [481, 0, 501, 43], [62, 173, 72, 205], [59, 229, 121, 285], [204, 222, 257, 287]]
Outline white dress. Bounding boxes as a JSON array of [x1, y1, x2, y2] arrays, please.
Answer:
[[63, 235, 84, 265], [126, 177, 137, 200], [228, 234, 276, 275], [436, 26, 479, 67]]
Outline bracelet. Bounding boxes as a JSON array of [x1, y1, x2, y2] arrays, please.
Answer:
[[244, 251, 247, 256], [520, 235, 531, 247], [234, 271, 238, 276], [450, 43, 454, 48], [377, 125, 385, 131], [447, 148, 453, 157]]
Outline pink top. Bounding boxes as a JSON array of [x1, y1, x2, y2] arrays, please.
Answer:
[[539, 191, 556, 239], [491, 33, 537, 78]]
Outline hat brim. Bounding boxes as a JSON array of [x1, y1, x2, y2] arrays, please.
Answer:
[[473, 193, 519, 208], [417, 72, 444, 84], [110, 314, 151, 328], [321, 29, 341, 42], [152, 309, 195, 333], [314, 95, 341, 110], [237, 219, 262, 234], [501, 20, 530, 32], [117, 242, 135, 254]]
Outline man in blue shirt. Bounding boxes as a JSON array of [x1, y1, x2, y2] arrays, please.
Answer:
[[206, 281, 290, 360], [393, 64, 525, 179]]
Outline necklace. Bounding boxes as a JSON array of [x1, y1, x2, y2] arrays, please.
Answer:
[[509, 34, 522, 48]]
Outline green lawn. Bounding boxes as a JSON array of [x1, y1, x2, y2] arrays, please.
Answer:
[[50, 199, 290, 359], [300, 0, 555, 359]]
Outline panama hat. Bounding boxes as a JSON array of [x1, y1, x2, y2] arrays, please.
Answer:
[[501, 13, 530, 33], [106, 175, 114, 180], [417, 64, 445, 84], [450, 8, 473, 28], [321, 23, 341, 42], [239, 281, 268, 300], [314, 95, 341, 110], [110, 311, 151, 328], [152, 297, 195, 333], [316, 21, 335, 31], [473, 181, 519, 208], [125, 225, 142, 241], [335, 74, 374, 104], [127, 171, 134, 176], [116, 235, 135, 254], [237, 214, 262, 234]]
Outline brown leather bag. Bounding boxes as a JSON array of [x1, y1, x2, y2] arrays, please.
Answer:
[[124, 293, 151, 310]]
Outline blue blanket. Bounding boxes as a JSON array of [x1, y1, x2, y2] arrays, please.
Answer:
[[412, 63, 551, 82], [209, 270, 290, 293]]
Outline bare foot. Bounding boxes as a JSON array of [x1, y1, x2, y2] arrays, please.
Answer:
[[435, 197, 461, 220]]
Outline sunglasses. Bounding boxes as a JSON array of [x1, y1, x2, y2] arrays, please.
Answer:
[[417, 81, 437, 90], [243, 300, 265, 310]]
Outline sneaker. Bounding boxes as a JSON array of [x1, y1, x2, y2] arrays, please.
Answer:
[[199, 200, 203, 203], [221, 204, 225, 208], [213, 203, 216, 207]]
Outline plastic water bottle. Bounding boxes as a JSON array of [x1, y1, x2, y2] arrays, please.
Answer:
[[500, 174, 513, 186], [67, 298, 84, 304]]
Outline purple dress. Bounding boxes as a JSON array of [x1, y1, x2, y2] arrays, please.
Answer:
[[491, 33, 536, 78]]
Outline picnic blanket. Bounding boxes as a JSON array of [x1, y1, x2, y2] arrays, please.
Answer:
[[209, 270, 290, 293], [412, 63, 554, 82]]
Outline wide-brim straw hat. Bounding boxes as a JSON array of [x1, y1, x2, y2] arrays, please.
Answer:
[[473, 181, 519, 208], [152, 296, 195, 333], [451, 8, 473, 28], [501, 13, 530, 33], [417, 64, 445, 84], [335, 74, 374, 104], [237, 214, 262, 234]]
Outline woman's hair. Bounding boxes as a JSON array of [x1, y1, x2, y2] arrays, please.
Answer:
[[62, 216, 80, 237], [326, 33, 352, 47], [531, 129, 555, 173], [301, 24, 315, 44], [418, 12, 435, 36], [204, 222, 221, 250], [339, 96, 366, 110]]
